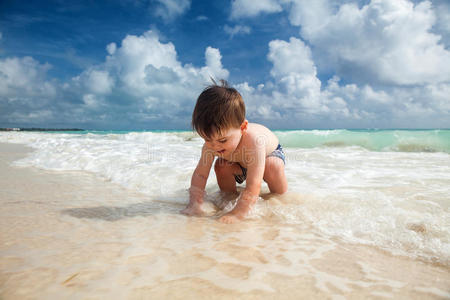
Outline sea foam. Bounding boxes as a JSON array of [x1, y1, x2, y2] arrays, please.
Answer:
[[1, 130, 449, 266]]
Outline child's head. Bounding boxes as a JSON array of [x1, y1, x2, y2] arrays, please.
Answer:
[[192, 80, 246, 139]]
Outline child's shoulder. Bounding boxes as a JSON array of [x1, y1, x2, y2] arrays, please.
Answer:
[[244, 122, 278, 147], [246, 122, 273, 136]]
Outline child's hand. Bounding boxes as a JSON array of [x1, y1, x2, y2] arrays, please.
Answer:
[[181, 201, 205, 216], [181, 185, 206, 216], [218, 190, 258, 224]]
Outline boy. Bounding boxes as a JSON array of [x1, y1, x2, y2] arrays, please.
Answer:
[[181, 80, 287, 223]]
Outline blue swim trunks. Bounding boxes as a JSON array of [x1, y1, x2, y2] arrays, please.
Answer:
[[234, 144, 286, 184]]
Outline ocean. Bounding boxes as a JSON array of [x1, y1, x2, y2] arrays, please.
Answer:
[[0, 129, 449, 298]]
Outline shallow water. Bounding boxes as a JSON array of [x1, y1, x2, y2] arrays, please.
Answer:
[[0, 131, 450, 298]]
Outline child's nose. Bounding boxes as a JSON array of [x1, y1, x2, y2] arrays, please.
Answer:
[[206, 141, 219, 149]]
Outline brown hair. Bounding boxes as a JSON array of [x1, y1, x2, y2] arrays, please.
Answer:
[[192, 80, 245, 138]]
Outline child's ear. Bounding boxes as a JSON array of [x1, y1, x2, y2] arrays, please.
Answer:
[[240, 120, 249, 131]]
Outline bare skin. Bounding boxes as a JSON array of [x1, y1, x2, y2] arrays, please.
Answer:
[[181, 186, 206, 216], [180, 201, 205, 216], [181, 121, 288, 223]]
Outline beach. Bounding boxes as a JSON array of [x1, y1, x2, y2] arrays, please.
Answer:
[[1, 131, 450, 299]]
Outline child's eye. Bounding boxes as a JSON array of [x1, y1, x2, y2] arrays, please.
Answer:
[[219, 139, 227, 143]]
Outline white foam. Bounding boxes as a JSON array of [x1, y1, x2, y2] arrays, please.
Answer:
[[1, 131, 449, 266], [281, 147, 450, 265]]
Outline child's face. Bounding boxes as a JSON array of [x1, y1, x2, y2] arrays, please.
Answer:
[[203, 124, 246, 156]]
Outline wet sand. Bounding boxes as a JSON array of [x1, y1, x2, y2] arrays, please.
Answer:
[[0, 143, 449, 299]]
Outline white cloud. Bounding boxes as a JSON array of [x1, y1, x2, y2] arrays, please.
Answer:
[[224, 25, 251, 38], [202, 47, 230, 80], [1, 30, 231, 127], [0, 56, 56, 99], [234, 34, 450, 128], [221, 0, 450, 128], [71, 68, 113, 103], [229, 0, 450, 86], [268, 37, 316, 78], [103, 31, 182, 98], [154, 0, 191, 21], [286, 0, 331, 32], [106, 42, 117, 55], [74, 30, 229, 123], [7, 110, 54, 123], [433, 0, 450, 33], [231, 0, 282, 19], [2, 6, 448, 130], [85, 70, 114, 95], [266, 38, 323, 113], [102, 31, 228, 94], [287, 0, 450, 85], [82, 94, 103, 108], [237, 37, 333, 123]]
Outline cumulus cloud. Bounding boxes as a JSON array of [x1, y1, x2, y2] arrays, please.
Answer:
[[101, 31, 228, 98], [432, 0, 450, 47], [0, 56, 61, 126], [202, 47, 230, 79], [268, 37, 316, 78], [106, 42, 117, 55], [266, 38, 323, 112], [239, 37, 349, 124], [0, 56, 56, 99], [235, 34, 450, 128], [224, 25, 251, 38], [230, 0, 282, 19], [223, 0, 450, 128], [154, 0, 191, 21], [0, 30, 230, 128], [82, 94, 103, 109], [75, 30, 230, 124], [228, 0, 450, 86], [286, 0, 450, 85], [1, 0, 449, 129], [84, 70, 114, 95]]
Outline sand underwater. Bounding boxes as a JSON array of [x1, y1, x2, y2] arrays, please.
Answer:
[[0, 130, 449, 299]]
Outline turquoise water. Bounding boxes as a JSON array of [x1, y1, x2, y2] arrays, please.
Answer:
[[46, 129, 450, 153], [275, 129, 450, 153]]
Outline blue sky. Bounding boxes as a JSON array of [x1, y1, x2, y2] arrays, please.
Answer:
[[1, 0, 449, 130]]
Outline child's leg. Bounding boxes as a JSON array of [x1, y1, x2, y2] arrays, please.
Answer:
[[214, 158, 242, 193], [263, 156, 288, 194]]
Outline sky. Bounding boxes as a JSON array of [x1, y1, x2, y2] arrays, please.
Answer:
[[0, 0, 449, 130]]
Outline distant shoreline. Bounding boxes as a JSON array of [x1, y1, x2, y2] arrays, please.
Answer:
[[1, 128, 448, 132], [0, 128, 85, 132]]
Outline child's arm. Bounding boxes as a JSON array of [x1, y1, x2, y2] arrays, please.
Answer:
[[218, 138, 265, 223], [238, 131, 267, 198], [181, 144, 215, 216], [243, 145, 266, 198]]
